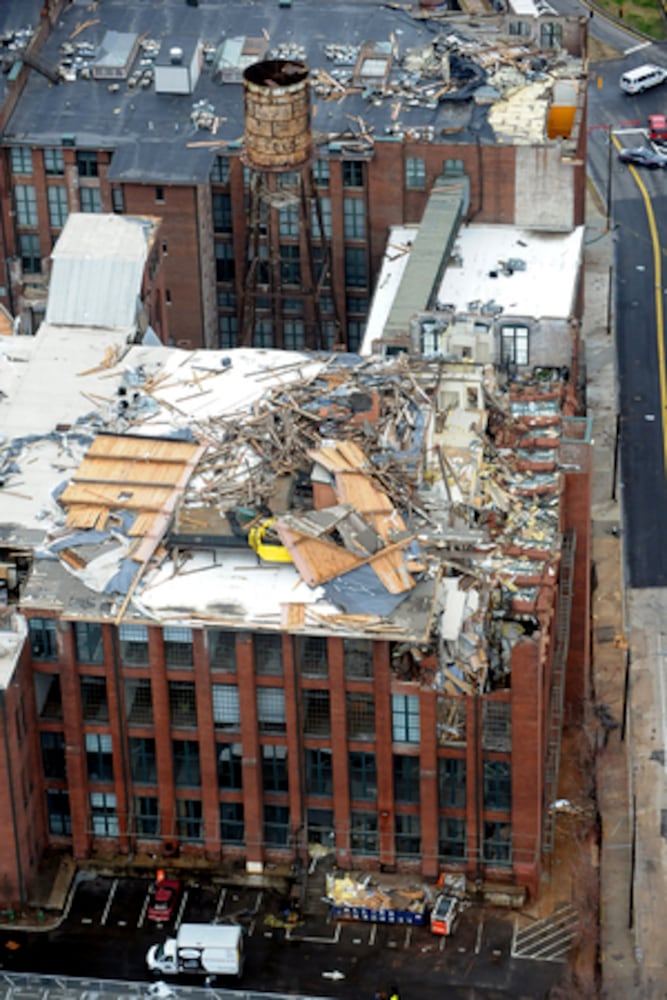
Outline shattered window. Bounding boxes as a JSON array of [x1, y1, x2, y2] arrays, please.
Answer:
[[35, 673, 62, 719], [483, 760, 511, 812], [218, 742, 243, 789], [437, 698, 464, 747], [129, 737, 157, 784], [509, 20, 531, 36], [86, 733, 114, 782], [257, 687, 287, 734], [483, 821, 512, 865], [303, 690, 330, 737], [208, 630, 237, 672], [254, 633, 283, 676], [349, 751, 377, 801], [393, 754, 420, 803], [19, 233, 41, 274], [438, 756, 466, 809], [90, 791, 118, 836], [438, 817, 467, 861], [351, 811, 378, 855], [74, 622, 103, 664], [212, 684, 240, 730], [80, 676, 109, 722], [125, 678, 153, 725], [47, 789, 71, 836], [347, 693, 375, 740], [482, 701, 511, 752], [173, 739, 201, 787], [308, 808, 334, 846], [395, 813, 421, 857], [392, 694, 420, 744], [405, 157, 426, 190], [261, 744, 288, 792], [344, 638, 374, 680], [220, 802, 244, 843], [134, 796, 159, 837], [29, 619, 58, 661], [342, 160, 364, 188], [306, 748, 333, 796], [119, 623, 149, 666], [41, 731, 66, 779], [299, 635, 328, 678], [264, 804, 290, 846], [164, 626, 194, 667], [501, 325, 529, 366], [168, 681, 197, 728], [176, 798, 203, 841]]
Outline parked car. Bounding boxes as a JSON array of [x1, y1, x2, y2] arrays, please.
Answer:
[[147, 877, 182, 923], [648, 113, 667, 143], [618, 145, 667, 168]]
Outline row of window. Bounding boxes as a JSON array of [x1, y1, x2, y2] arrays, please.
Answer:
[[29, 620, 381, 676], [45, 787, 511, 863], [42, 731, 510, 808], [10, 147, 98, 178]]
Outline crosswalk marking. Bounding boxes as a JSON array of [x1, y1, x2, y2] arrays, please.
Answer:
[[511, 903, 578, 962], [624, 41, 651, 55]]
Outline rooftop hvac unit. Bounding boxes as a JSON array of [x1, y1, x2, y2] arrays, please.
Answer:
[[170, 47, 184, 65]]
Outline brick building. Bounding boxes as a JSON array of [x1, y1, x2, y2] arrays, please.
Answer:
[[0, 328, 591, 907], [0, 0, 588, 348]]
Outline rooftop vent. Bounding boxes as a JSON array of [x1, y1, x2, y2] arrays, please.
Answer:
[[170, 46, 184, 65]]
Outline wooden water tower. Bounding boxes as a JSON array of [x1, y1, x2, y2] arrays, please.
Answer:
[[240, 59, 342, 349]]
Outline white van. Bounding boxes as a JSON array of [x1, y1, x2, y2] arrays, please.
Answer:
[[147, 923, 244, 979], [620, 64, 667, 94]]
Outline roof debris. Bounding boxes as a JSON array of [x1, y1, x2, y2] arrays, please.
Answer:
[[0, 338, 584, 698]]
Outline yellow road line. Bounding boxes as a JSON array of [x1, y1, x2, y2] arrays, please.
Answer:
[[611, 133, 667, 472]]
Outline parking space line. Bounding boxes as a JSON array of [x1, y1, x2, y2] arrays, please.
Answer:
[[174, 889, 189, 930], [438, 934, 447, 952], [368, 924, 377, 947], [138, 891, 150, 929], [100, 878, 118, 927], [404, 927, 412, 950], [214, 887, 227, 922], [474, 920, 484, 955]]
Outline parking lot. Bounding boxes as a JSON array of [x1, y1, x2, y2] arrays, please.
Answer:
[[0, 876, 575, 999]]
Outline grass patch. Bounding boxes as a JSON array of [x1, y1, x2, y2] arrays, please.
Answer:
[[592, 0, 667, 40]]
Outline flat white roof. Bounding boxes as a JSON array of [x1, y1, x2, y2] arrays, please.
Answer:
[[437, 225, 584, 319]]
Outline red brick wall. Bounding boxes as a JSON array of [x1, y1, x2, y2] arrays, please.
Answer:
[[510, 640, 544, 898]]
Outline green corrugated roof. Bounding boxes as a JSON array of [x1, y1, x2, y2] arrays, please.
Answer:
[[384, 177, 466, 337]]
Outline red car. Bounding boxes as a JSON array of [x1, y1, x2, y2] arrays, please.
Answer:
[[146, 877, 182, 923]]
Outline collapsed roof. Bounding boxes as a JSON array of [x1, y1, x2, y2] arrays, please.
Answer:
[[0, 328, 587, 697]]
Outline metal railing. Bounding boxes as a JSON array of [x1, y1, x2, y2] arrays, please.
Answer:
[[0, 973, 330, 1000]]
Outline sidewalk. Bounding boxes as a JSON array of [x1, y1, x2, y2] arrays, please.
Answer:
[[583, 186, 636, 999]]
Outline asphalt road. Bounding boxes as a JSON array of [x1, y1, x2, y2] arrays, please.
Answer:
[[0, 876, 571, 1000]]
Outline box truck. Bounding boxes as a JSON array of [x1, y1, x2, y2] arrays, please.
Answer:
[[146, 923, 244, 979]]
